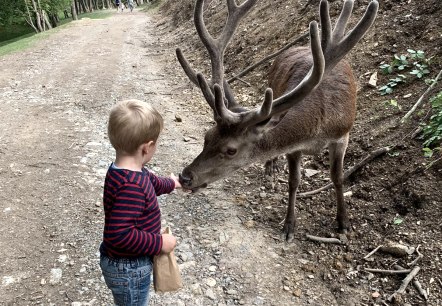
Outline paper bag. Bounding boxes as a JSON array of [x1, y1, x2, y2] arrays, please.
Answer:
[[153, 226, 183, 292]]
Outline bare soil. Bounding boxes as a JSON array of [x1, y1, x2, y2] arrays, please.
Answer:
[[0, 0, 441, 305]]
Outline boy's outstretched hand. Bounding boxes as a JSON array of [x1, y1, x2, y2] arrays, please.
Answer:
[[170, 173, 182, 189], [161, 233, 177, 254]]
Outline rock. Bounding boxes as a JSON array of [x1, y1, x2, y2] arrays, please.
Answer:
[[243, 220, 255, 228], [206, 277, 217, 287], [227, 289, 237, 295], [175, 114, 183, 122], [343, 191, 353, 197], [219, 232, 229, 244], [293, 288, 302, 297], [49, 268, 62, 285], [205, 288, 216, 300], [304, 169, 320, 177], [368, 72, 378, 87], [190, 283, 203, 295], [372, 291, 380, 298]]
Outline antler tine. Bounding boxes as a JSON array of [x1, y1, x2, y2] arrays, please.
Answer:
[[213, 84, 241, 124], [194, 0, 258, 97], [320, 0, 379, 71], [213, 84, 274, 127], [197, 73, 216, 109], [176, 48, 199, 86]]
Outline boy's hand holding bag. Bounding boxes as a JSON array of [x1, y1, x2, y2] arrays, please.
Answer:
[[153, 226, 183, 292]]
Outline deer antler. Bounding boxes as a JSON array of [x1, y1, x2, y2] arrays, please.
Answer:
[[176, 0, 258, 111], [212, 0, 378, 128]]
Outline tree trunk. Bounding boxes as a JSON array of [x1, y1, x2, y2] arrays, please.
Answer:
[[37, 0, 46, 31], [74, 0, 81, 14], [71, 0, 78, 20], [29, 0, 43, 32], [23, 0, 38, 32], [79, 0, 88, 13]]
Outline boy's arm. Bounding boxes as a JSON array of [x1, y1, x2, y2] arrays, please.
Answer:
[[147, 170, 175, 196], [103, 183, 163, 256]]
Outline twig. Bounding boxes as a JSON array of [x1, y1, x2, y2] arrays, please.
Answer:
[[234, 77, 252, 87], [364, 268, 411, 275], [305, 234, 343, 244], [387, 266, 421, 302], [425, 156, 442, 171], [401, 69, 442, 123], [394, 264, 428, 301], [65, 291, 73, 302], [407, 245, 423, 266], [298, 147, 390, 197], [413, 279, 428, 301], [364, 245, 383, 260], [278, 178, 288, 184], [227, 32, 309, 83]]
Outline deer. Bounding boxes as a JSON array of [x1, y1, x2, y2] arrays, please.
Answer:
[[177, 0, 379, 242]]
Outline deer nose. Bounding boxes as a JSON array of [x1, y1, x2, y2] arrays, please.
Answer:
[[179, 173, 193, 187]]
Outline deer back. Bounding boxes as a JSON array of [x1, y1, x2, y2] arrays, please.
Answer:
[[266, 46, 357, 146]]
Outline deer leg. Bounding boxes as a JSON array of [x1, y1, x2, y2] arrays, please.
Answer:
[[329, 136, 350, 233], [282, 151, 302, 242], [264, 157, 280, 176]]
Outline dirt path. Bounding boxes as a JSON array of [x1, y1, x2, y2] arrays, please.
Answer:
[[3, 7, 433, 306]]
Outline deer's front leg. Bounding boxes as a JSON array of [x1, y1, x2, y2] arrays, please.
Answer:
[[282, 152, 302, 242], [329, 138, 350, 233]]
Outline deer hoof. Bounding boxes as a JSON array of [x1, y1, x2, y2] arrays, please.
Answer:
[[282, 222, 295, 242], [337, 221, 350, 234]]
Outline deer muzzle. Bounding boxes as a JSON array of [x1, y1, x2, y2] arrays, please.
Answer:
[[178, 172, 207, 192]]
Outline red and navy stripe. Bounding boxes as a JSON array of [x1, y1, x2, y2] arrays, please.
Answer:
[[100, 166, 174, 258]]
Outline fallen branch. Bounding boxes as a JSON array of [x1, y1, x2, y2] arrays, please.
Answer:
[[401, 69, 442, 123], [394, 264, 428, 301], [364, 268, 411, 275], [228, 32, 309, 84], [305, 234, 343, 244], [407, 245, 423, 266], [387, 266, 421, 302], [298, 147, 390, 197], [364, 245, 383, 260]]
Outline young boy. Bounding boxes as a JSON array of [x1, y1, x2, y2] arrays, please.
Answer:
[[99, 99, 180, 305]]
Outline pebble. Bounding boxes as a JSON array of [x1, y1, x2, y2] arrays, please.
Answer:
[[206, 288, 216, 300], [49, 268, 62, 285], [206, 277, 217, 287]]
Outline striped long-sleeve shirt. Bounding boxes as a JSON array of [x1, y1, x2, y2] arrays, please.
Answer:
[[99, 164, 175, 258]]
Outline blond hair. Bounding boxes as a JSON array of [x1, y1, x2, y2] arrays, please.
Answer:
[[108, 99, 164, 154]]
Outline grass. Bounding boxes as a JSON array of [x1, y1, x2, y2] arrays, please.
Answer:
[[0, 9, 114, 57]]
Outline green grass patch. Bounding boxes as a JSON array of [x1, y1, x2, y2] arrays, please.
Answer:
[[79, 10, 114, 20], [0, 30, 52, 56]]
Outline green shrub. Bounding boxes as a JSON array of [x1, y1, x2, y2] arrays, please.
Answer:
[[421, 91, 442, 152], [378, 49, 431, 96]]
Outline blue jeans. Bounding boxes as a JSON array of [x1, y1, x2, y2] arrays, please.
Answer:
[[100, 254, 153, 306]]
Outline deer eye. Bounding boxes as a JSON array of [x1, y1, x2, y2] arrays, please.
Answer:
[[226, 148, 237, 156]]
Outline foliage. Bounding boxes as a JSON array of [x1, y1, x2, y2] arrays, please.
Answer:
[[384, 99, 402, 110], [378, 49, 431, 96], [421, 91, 442, 151]]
